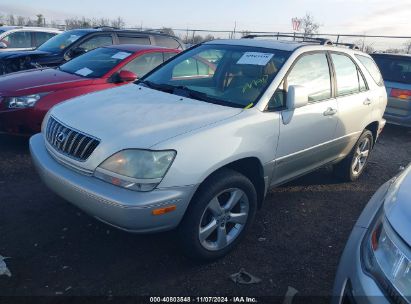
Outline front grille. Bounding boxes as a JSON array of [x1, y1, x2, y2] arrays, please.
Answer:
[[45, 117, 100, 161]]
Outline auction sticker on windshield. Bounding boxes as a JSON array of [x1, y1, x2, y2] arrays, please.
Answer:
[[75, 67, 93, 76], [237, 52, 274, 66], [111, 52, 132, 60]]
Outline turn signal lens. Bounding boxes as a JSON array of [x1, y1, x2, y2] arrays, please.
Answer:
[[152, 205, 176, 215]]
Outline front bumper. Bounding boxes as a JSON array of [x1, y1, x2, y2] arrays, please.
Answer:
[[332, 181, 392, 304], [30, 133, 197, 233]]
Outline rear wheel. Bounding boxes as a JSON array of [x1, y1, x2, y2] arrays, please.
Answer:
[[334, 130, 373, 181], [178, 168, 257, 261]]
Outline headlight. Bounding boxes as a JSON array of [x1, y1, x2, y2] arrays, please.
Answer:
[[6, 94, 43, 108], [94, 149, 176, 192], [362, 210, 411, 303]]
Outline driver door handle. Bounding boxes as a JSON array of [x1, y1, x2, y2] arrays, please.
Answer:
[[323, 107, 338, 116]]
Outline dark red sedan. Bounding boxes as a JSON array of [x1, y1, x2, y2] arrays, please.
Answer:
[[0, 44, 179, 135]]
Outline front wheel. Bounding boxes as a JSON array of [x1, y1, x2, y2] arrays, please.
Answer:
[[334, 130, 373, 182], [178, 168, 257, 261]]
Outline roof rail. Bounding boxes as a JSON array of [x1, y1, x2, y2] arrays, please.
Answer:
[[92, 26, 119, 30], [242, 34, 333, 46], [333, 42, 360, 50]]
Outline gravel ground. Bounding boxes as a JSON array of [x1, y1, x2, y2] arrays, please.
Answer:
[[0, 125, 410, 302]]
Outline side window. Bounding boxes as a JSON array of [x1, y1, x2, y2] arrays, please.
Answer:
[[287, 53, 332, 102], [35, 32, 56, 47], [356, 55, 384, 86], [163, 52, 177, 61], [153, 36, 181, 49], [78, 35, 113, 51], [1, 31, 32, 48], [121, 52, 163, 77], [331, 53, 361, 96], [118, 36, 150, 45]]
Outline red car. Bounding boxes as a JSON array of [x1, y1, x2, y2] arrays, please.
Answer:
[[0, 44, 179, 135]]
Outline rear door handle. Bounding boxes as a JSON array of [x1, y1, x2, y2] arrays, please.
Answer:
[[323, 107, 338, 116], [363, 98, 372, 105]]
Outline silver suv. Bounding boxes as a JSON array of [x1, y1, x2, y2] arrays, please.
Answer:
[[0, 26, 61, 51], [30, 36, 387, 260]]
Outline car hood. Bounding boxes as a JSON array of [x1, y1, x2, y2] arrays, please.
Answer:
[[49, 84, 243, 168], [0, 49, 50, 60], [384, 164, 411, 246], [0, 68, 86, 95]]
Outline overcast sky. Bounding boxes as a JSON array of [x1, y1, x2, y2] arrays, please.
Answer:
[[1, 0, 410, 35]]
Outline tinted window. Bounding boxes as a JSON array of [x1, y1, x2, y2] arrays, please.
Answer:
[[118, 36, 150, 45], [163, 52, 177, 61], [153, 35, 181, 49], [371, 55, 411, 84], [35, 32, 57, 47], [59, 47, 132, 78], [78, 35, 113, 51], [38, 30, 88, 53], [331, 53, 361, 96], [357, 55, 384, 85], [121, 52, 163, 77], [143, 44, 290, 108], [287, 53, 331, 102], [1, 31, 32, 48]]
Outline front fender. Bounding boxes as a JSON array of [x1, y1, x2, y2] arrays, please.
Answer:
[[154, 109, 281, 188]]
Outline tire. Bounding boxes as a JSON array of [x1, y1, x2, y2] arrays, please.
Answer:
[[178, 168, 257, 261], [334, 130, 374, 182]]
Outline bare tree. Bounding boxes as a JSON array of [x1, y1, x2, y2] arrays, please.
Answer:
[[16, 16, 26, 26], [111, 17, 125, 29], [404, 40, 411, 54], [7, 14, 15, 26], [36, 14, 45, 27], [300, 13, 320, 37], [160, 27, 175, 36], [354, 38, 375, 53], [203, 34, 215, 42]]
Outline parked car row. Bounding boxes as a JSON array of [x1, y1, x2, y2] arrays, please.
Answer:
[[0, 26, 184, 75], [0, 26, 61, 51], [0, 44, 179, 135]]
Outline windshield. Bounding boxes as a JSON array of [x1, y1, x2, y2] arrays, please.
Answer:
[[140, 44, 290, 108], [372, 55, 411, 84], [59, 47, 132, 78], [38, 30, 88, 53]]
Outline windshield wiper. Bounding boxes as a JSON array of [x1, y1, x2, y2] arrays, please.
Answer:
[[174, 86, 243, 108], [139, 81, 243, 108]]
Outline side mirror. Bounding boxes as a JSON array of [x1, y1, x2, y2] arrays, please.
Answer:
[[0, 42, 7, 49], [286, 85, 308, 110], [65, 47, 86, 60], [118, 70, 138, 82]]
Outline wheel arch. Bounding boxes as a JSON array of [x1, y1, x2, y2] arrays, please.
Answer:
[[364, 121, 379, 146], [195, 157, 267, 209]]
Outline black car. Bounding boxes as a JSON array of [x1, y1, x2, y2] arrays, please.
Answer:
[[0, 27, 185, 75]]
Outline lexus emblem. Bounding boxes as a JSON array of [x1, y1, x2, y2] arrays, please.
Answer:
[[56, 131, 67, 143]]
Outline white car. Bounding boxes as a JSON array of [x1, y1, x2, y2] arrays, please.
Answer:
[[30, 36, 387, 260], [0, 26, 61, 51]]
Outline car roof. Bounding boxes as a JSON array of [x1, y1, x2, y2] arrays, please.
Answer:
[[204, 38, 366, 54], [205, 38, 322, 52], [0, 26, 61, 32], [371, 52, 411, 58], [105, 44, 178, 52]]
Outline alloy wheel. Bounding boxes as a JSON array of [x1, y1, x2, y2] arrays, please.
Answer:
[[352, 137, 371, 176], [198, 188, 249, 251]]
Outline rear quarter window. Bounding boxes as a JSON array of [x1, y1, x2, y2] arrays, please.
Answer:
[[118, 35, 151, 45], [371, 55, 411, 85], [355, 54, 384, 86]]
